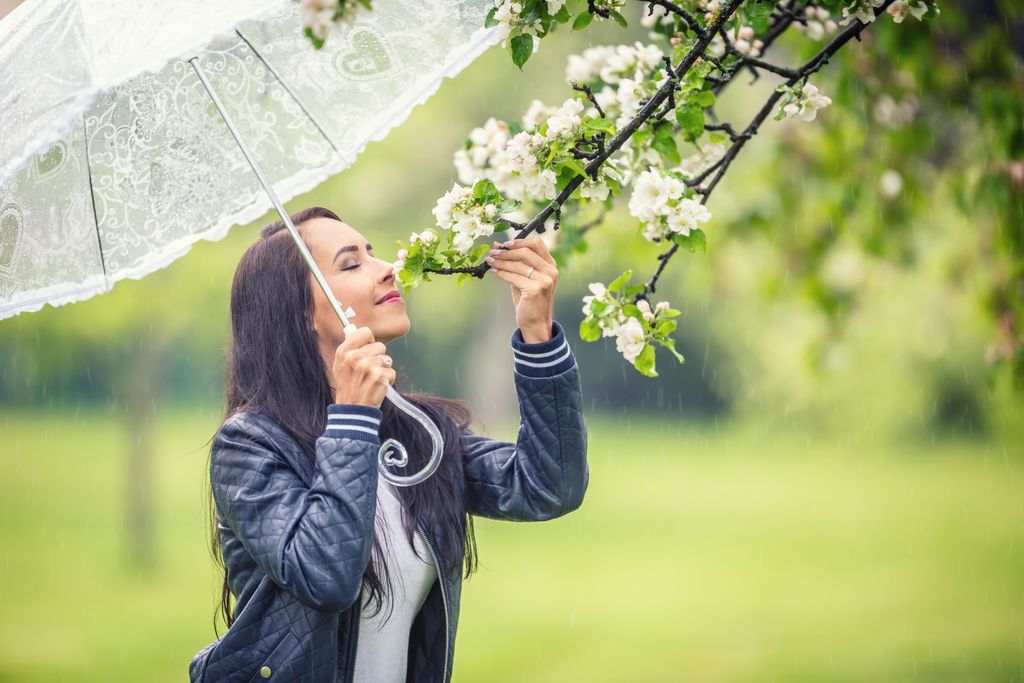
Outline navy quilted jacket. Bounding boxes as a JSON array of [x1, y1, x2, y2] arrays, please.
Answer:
[[188, 320, 589, 682]]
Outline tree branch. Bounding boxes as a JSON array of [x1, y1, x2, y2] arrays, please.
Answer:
[[639, 0, 898, 299]]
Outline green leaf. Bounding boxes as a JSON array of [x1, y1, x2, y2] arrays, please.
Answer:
[[303, 27, 325, 50], [572, 11, 593, 30], [654, 318, 676, 337], [472, 177, 501, 204], [554, 165, 577, 192], [662, 337, 685, 363], [609, 9, 628, 28], [673, 228, 707, 253], [553, 4, 571, 22], [470, 243, 492, 261], [695, 90, 716, 107], [622, 303, 642, 320], [496, 198, 522, 212], [747, 2, 772, 32], [635, 344, 657, 376], [582, 116, 616, 135], [510, 34, 533, 70], [588, 299, 609, 317], [623, 283, 646, 296], [397, 267, 422, 290], [675, 102, 705, 141], [607, 269, 633, 293], [580, 317, 601, 342], [604, 174, 622, 195], [561, 157, 590, 178], [484, 6, 498, 27], [652, 132, 681, 166]]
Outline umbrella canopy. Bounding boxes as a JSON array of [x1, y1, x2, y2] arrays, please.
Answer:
[[0, 0, 500, 320], [0, 0, 504, 486]]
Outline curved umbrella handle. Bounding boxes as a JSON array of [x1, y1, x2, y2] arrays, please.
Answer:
[[378, 385, 445, 486], [190, 56, 445, 488]]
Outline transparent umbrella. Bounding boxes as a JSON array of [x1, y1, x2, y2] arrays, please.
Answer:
[[0, 0, 502, 485]]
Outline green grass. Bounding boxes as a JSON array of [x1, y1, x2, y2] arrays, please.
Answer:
[[0, 406, 1021, 682]]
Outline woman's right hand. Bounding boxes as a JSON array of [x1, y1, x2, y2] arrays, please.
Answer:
[[332, 326, 396, 409]]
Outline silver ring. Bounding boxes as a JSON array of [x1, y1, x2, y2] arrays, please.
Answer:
[[380, 355, 392, 368], [526, 266, 535, 279]]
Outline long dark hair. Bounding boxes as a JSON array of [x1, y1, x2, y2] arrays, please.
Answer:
[[205, 206, 479, 636]]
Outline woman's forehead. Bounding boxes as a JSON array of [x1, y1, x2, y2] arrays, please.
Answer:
[[304, 217, 364, 249]]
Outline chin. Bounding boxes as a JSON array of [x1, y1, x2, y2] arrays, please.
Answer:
[[377, 314, 411, 342]]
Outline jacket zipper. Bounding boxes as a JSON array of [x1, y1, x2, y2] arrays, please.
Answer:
[[416, 518, 451, 683], [348, 588, 361, 683]]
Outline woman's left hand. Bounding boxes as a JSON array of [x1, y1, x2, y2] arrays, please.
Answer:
[[485, 236, 557, 343]]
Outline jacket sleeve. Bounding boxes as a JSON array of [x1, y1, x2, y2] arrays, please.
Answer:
[[209, 404, 384, 613], [462, 319, 590, 521]]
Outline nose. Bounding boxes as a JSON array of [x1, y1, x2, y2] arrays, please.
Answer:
[[375, 256, 395, 285]]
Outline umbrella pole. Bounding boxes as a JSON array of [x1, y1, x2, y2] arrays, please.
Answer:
[[189, 56, 445, 487]]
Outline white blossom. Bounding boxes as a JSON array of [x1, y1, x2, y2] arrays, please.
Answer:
[[628, 169, 672, 223], [780, 81, 833, 122], [665, 197, 711, 236], [615, 317, 647, 364], [640, 3, 673, 29], [629, 168, 711, 240], [878, 169, 904, 199], [840, 0, 886, 25], [431, 182, 496, 254], [886, 0, 929, 22], [494, 1, 523, 46], [522, 100, 555, 130], [432, 183, 472, 227], [565, 42, 664, 87], [411, 228, 439, 246], [453, 117, 513, 186], [637, 299, 655, 323], [821, 242, 866, 292], [544, 97, 585, 140], [675, 142, 727, 180], [580, 178, 610, 201], [299, 0, 339, 40], [872, 94, 919, 128]]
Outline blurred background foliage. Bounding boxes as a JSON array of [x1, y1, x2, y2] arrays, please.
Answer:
[[0, 1, 1022, 681]]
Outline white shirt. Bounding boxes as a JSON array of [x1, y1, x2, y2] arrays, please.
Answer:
[[351, 476, 438, 683]]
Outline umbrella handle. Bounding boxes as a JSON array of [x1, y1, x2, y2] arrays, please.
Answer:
[[189, 56, 445, 487], [378, 385, 446, 487]]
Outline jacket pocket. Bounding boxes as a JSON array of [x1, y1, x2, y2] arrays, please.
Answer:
[[246, 630, 300, 682]]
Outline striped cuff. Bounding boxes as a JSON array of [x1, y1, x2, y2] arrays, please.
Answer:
[[325, 404, 382, 444], [510, 320, 577, 378]]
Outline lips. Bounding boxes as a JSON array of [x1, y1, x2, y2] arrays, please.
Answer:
[[376, 289, 402, 304]]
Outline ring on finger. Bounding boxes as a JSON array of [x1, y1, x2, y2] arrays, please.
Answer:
[[379, 354, 392, 368], [526, 265, 535, 279]]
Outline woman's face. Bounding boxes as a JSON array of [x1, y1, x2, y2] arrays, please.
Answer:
[[302, 217, 410, 351]]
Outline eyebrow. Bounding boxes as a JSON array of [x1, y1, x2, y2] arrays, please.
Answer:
[[333, 243, 373, 263]]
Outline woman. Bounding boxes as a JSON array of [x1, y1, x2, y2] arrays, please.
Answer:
[[189, 207, 589, 683]]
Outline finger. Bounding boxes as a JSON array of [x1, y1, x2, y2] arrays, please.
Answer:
[[489, 263, 549, 292], [342, 326, 375, 347], [488, 244, 556, 277], [351, 341, 387, 357], [498, 236, 556, 267], [487, 255, 553, 285]]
